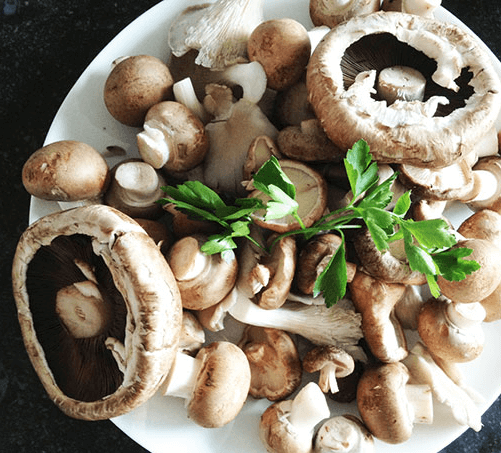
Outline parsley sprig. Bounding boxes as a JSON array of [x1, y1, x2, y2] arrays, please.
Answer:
[[159, 139, 479, 307]]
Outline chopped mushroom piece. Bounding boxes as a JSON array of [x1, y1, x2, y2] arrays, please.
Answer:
[[238, 326, 302, 401], [259, 381, 331, 453], [11, 205, 182, 420], [168, 0, 265, 70], [357, 362, 433, 444], [160, 341, 251, 428], [314, 415, 374, 453], [403, 342, 482, 432], [309, 0, 381, 28], [167, 234, 238, 311], [303, 345, 355, 394], [307, 11, 501, 168]]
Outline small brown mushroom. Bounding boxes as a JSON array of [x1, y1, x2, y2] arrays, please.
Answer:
[[243, 135, 282, 182], [22, 140, 109, 203], [357, 362, 433, 444], [137, 100, 209, 173], [303, 345, 355, 394], [167, 234, 238, 311], [11, 205, 182, 420], [238, 326, 302, 401], [103, 55, 174, 127]]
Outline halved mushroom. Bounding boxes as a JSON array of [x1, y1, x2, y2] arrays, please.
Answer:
[[307, 11, 501, 168], [11, 205, 182, 420], [238, 326, 302, 401]]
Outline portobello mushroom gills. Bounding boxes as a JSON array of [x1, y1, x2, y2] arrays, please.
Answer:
[[26, 233, 126, 402], [340, 32, 474, 117]]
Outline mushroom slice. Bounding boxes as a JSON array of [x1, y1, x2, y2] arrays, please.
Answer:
[[238, 326, 302, 401], [307, 11, 501, 168], [11, 205, 182, 420]]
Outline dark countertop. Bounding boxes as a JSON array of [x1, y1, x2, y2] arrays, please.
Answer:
[[1, 1, 501, 452]]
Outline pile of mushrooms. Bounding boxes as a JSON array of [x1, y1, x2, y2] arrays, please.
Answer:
[[14, 0, 501, 450]]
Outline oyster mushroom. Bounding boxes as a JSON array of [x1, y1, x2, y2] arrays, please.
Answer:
[[307, 11, 501, 168], [11, 205, 182, 420]]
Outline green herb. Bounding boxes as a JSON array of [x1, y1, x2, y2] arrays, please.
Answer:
[[159, 139, 479, 307]]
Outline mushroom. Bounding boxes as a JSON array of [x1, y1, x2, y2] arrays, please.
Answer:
[[309, 0, 381, 28], [306, 11, 501, 168], [314, 415, 374, 453], [249, 159, 328, 233], [303, 345, 355, 394], [178, 311, 205, 356], [242, 135, 282, 182], [259, 381, 331, 453], [166, 234, 238, 311], [382, 0, 441, 17], [274, 80, 316, 128], [238, 326, 302, 401], [402, 342, 482, 432], [103, 55, 174, 127], [22, 140, 109, 203], [168, 0, 265, 70], [11, 205, 182, 420], [436, 237, 501, 303], [137, 100, 209, 173], [202, 83, 279, 196], [159, 341, 251, 428], [103, 159, 166, 219], [132, 217, 173, 253], [277, 119, 346, 163], [349, 269, 408, 363], [467, 155, 501, 212], [357, 362, 433, 444], [393, 284, 425, 330], [247, 18, 311, 92]]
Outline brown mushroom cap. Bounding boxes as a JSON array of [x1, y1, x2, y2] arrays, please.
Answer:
[[103, 55, 174, 127], [11, 205, 182, 420], [22, 140, 109, 202], [307, 11, 501, 168], [238, 326, 302, 401]]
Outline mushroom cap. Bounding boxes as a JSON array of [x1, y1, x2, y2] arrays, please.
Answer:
[[357, 362, 414, 444], [187, 341, 251, 428], [238, 326, 302, 401], [437, 238, 501, 303], [103, 55, 174, 127], [307, 11, 501, 168], [303, 345, 355, 377], [11, 205, 182, 420], [22, 140, 110, 202]]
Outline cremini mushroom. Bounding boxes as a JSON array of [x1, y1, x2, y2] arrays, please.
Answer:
[[249, 159, 328, 233], [243, 135, 282, 182], [238, 326, 302, 401], [303, 345, 355, 394], [166, 234, 238, 311], [307, 11, 501, 168], [178, 311, 205, 356], [160, 341, 251, 428], [467, 155, 501, 212], [259, 381, 331, 453], [137, 100, 209, 173], [274, 80, 316, 128], [314, 415, 375, 453], [103, 55, 174, 127], [357, 362, 433, 444], [349, 269, 408, 363], [11, 205, 182, 420], [382, 0, 441, 17], [133, 217, 173, 253], [104, 159, 166, 219], [393, 284, 425, 330], [168, 0, 265, 70], [247, 18, 311, 92], [22, 140, 109, 203], [309, 0, 381, 28]]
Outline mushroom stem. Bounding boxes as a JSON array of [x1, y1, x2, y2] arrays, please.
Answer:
[[446, 301, 486, 330], [161, 351, 203, 400], [289, 382, 331, 435], [405, 384, 434, 424], [55, 280, 111, 339], [376, 66, 427, 104]]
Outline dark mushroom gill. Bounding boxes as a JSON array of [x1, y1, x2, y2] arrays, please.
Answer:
[[26, 234, 127, 402], [341, 32, 474, 116]]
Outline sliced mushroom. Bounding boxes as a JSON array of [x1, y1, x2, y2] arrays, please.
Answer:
[[307, 11, 501, 168], [238, 326, 302, 401], [11, 205, 182, 420]]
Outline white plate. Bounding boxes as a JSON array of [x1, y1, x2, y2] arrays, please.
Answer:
[[30, 1, 501, 452]]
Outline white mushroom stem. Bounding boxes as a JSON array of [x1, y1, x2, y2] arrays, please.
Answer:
[[169, 237, 211, 281], [403, 342, 483, 431], [377, 66, 427, 104], [319, 364, 342, 394], [173, 77, 209, 123], [55, 280, 111, 339], [137, 123, 174, 169], [289, 382, 331, 437], [221, 61, 267, 104], [160, 351, 203, 401], [468, 169, 501, 206], [405, 384, 435, 424], [403, 0, 441, 17], [446, 301, 486, 329]]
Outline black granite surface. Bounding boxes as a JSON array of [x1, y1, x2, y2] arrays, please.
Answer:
[[1, 1, 501, 452]]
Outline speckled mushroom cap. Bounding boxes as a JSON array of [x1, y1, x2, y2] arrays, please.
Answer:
[[307, 11, 501, 168], [11, 204, 182, 420]]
